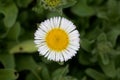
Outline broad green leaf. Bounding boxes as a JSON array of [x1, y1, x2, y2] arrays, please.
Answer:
[[85, 27, 102, 40], [52, 65, 69, 80], [15, 54, 41, 80], [39, 63, 50, 80], [0, 53, 15, 69], [117, 68, 120, 79], [26, 72, 41, 80], [61, 76, 78, 80], [6, 22, 21, 40], [0, 69, 17, 80], [71, 1, 95, 17], [10, 40, 37, 54], [107, 28, 120, 47], [61, 0, 77, 8], [80, 39, 93, 52], [99, 60, 116, 78], [97, 33, 107, 42], [0, 2, 18, 28], [97, 11, 108, 20], [85, 68, 107, 80], [97, 42, 112, 65], [47, 12, 63, 18], [78, 50, 92, 65], [15, 54, 39, 71], [16, 0, 32, 8]]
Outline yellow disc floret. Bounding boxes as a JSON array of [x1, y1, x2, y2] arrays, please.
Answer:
[[46, 28, 69, 52], [45, 0, 61, 7]]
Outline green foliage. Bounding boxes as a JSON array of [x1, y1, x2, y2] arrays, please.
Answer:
[[0, 0, 120, 80]]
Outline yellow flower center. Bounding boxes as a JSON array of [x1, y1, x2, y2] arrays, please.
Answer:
[[46, 28, 69, 52], [45, 0, 61, 7]]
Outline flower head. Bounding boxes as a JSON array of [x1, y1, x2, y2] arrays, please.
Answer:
[[34, 17, 80, 62], [41, 0, 64, 10]]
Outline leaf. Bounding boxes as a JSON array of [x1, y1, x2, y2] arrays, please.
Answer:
[[0, 2, 18, 28], [78, 50, 92, 65], [117, 68, 120, 79], [61, 0, 77, 8], [0, 53, 15, 69], [71, 1, 95, 17], [40, 64, 50, 80], [107, 28, 120, 47], [26, 72, 40, 80], [97, 42, 112, 65], [97, 33, 107, 42], [99, 60, 116, 78], [16, 0, 32, 8], [15, 54, 39, 71], [10, 40, 37, 54], [52, 65, 69, 80], [6, 22, 21, 40], [62, 76, 78, 80], [0, 69, 17, 80], [80, 39, 93, 52], [85, 68, 107, 80], [15, 54, 41, 80]]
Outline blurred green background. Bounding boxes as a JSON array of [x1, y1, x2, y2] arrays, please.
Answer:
[[0, 0, 120, 80]]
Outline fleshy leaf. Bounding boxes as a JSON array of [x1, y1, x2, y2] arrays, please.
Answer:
[[10, 40, 37, 54], [15, 54, 41, 80], [6, 22, 21, 40], [99, 60, 116, 78], [80, 39, 93, 52], [52, 65, 69, 80], [0, 69, 17, 80], [0, 2, 18, 28], [15, 54, 39, 71], [85, 68, 107, 80], [39, 63, 50, 80], [107, 28, 120, 47], [0, 53, 15, 69], [16, 0, 32, 8], [71, 1, 95, 17]]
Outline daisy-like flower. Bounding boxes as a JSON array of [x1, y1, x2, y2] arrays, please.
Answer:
[[34, 17, 80, 62]]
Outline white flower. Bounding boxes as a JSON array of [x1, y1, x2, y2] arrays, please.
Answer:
[[34, 17, 80, 62]]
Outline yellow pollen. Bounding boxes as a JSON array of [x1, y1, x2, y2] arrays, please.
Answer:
[[45, 0, 61, 7], [46, 28, 69, 52]]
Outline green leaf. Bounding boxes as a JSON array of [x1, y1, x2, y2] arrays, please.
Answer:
[[0, 69, 17, 80], [117, 68, 120, 79], [107, 28, 120, 47], [0, 53, 15, 69], [97, 42, 112, 65], [85, 68, 107, 80], [0, 2, 18, 28], [16, 0, 32, 8], [62, 76, 78, 80], [99, 60, 116, 78], [6, 22, 21, 40], [97, 33, 107, 42], [78, 51, 92, 65], [61, 0, 77, 8], [15, 54, 41, 80], [47, 12, 63, 18], [40, 64, 50, 80], [71, 1, 95, 17], [26, 72, 41, 80], [81, 39, 93, 52], [96, 11, 108, 20], [52, 65, 69, 80], [85, 27, 102, 40], [10, 40, 37, 54], [15, 54, 39, 71]]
